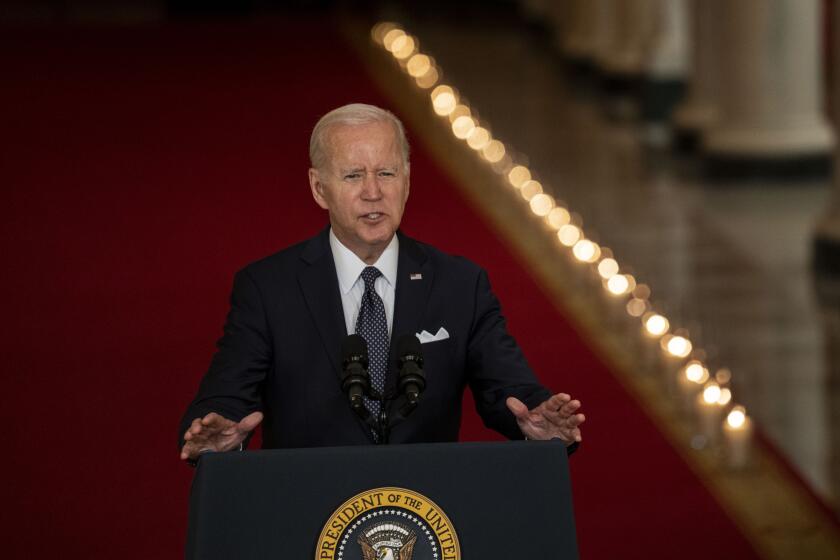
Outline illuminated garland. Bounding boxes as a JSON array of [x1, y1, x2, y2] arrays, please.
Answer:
[[371, 22, 752, 462]]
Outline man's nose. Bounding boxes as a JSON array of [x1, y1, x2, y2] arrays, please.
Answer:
[[361, 172, 383, 199]]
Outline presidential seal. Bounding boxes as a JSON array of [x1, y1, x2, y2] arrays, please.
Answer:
[[316, 487, 461, 560]]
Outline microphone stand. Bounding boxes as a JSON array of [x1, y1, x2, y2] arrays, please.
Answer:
[[378, 406, 390, 445], [374, 391, 419, 445], [350, 388, 390, 443], [353, 391, 403, 445], [355, 377, 414, 444]]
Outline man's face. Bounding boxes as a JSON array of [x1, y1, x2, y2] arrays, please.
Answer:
[[309, 121, 410, 263]]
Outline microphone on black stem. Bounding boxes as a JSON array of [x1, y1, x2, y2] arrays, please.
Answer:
[[396, 334, 425, 405], [341, 334, 370, 413]]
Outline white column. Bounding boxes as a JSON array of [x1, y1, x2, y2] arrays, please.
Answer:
[[672, 0, 721, 140], [639, 0, 690, 123], [598, 0, 657, 79], [644, 0, 689, 82], [595, 0, 657, 120], [703, 0, 833, 172]]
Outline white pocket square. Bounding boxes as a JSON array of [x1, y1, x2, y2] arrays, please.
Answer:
[[416, 327, 450, 344]]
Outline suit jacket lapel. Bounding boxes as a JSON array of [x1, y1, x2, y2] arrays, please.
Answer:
[[297, 227, 382, 441], [297, 227, 347, 384], [388, 231, 433, 395]]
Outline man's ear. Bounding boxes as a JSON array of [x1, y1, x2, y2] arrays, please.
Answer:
[[309, 168, 330, 210]]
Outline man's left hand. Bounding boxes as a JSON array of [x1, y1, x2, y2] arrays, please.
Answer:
[[506, 393, 585, 445]]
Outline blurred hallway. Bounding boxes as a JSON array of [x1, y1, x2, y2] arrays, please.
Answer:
[[377, 0, 839, 513]]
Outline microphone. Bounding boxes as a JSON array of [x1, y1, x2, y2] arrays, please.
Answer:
[[396, 334, 426, 406], [341, 334, 370, 413]]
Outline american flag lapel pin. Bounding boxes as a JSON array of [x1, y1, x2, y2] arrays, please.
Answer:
[[410, 273, 423, 280]]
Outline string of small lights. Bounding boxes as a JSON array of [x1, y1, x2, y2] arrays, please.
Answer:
[[371, 21, 753, 466]]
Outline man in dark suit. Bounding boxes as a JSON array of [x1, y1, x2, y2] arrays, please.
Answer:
[[179, 104, 585, 462]]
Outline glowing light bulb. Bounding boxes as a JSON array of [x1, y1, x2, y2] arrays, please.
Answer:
[[597, 258, 619, 279], [727, 406, 746, 429], [451, 115, 476, 139], [481, 140, 505, 162], [573, 239, 596, 262], [389, 34, 408, 52], [529, 193, 554, 216], [391, 35, 416, 59], [466, 127, 491, 150], [684, 361, 707, 383], [520, 180, 543, 201], [507, 165, 531, 188], [432, 93, 455, 115], [407, 54, 432, 77], [626, 298, 647, 317], [606, 274, 630, 295], [448, 104, 471, 123], [703, 383, 721, 404], [431, 85, 456, 115], [633, 284, 651, 300], [415, 66, 439, 88], [557, 224, 581, 247], [667, 335, 692, 358], [644, 313, 669, 336], [371, 22, 397, 45], [383, 29, 406, 51], [718, 388, 732, 406], [431, 85, 453, 100], [715, 368, 732, 385], [546, 207, 571, 229]]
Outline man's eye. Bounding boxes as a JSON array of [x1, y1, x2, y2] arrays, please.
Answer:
[[344, 173, 361, 180], [379, 171, 396, 177]]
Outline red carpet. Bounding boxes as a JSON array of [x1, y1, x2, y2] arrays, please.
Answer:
[[0, 18, 760, 558]]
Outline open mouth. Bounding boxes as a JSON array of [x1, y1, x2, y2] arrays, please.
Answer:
[[360, 212, 384, 221]]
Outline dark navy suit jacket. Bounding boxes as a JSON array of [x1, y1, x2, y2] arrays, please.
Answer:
[[179, 228, 552, 448]]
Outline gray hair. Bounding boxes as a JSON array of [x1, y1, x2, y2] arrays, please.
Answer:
[[309, 103, 410, 170]]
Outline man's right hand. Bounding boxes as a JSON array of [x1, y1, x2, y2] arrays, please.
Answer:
[[179, 411, 264, 462]]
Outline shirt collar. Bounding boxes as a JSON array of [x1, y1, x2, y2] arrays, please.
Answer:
[[329, 229, 399, 294]]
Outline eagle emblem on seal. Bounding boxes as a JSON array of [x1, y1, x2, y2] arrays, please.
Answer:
[[357, 522, 417, 560]]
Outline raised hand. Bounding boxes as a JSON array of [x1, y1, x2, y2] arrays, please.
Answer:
[[179, 411, 263, 461], [506, 393, 585, 444]]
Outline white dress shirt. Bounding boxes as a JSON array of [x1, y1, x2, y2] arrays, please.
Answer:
[[329, 228, 399, 337]]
